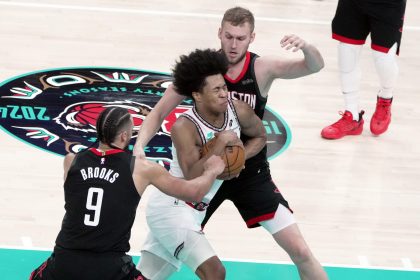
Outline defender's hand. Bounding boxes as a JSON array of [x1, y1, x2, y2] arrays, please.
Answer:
[[280, 34, 307, 52], [203, 155, 225, 176]]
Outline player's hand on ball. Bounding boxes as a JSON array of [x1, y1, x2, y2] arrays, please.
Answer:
[[214, 130, 240, 146]]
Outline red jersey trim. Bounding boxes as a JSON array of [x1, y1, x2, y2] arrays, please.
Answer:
[[371, 43, 391, 54], [224, 51, 251, 84], [245, 212, 276, 228], [332, 33, 365, 45], [89, 148, 124, 156]]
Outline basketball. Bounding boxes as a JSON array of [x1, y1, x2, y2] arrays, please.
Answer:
[[201, 137, 245, 180]]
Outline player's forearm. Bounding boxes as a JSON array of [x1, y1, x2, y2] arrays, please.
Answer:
[[302, 44, 325, 73], [243, 134, 267, 160], [133, 85, 184, 156], [133, 109, 166, 155], [182, 155, 211, 181], [187, 169, 219, 202]]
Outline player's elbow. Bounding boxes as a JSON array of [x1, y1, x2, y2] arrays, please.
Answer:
[[262, 131, 268, 142], [316, 60, 325, 72], [310, 57, 325, 73], [258, 128, 268, 146]]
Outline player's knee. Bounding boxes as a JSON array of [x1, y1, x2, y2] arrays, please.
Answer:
[[338, 43, 363, 92], [137, 251, 177, 280], [289, 244, 313, 265], [196, 257, 225, 280], [212, 262, 226, 279]]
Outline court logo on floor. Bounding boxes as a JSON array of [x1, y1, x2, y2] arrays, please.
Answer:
[[0, 67, 290, 164]]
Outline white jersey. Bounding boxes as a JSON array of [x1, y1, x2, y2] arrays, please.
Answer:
[[145, 99, 241, 232]]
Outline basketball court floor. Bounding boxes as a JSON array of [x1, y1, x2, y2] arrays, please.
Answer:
[[1, 0, 420, 279]]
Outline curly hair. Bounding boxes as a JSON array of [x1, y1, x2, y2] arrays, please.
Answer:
[[96, 107, 131, 148], [172, 49, 228, 98]]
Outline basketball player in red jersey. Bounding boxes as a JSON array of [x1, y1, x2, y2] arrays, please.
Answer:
[[321, 0, 406, 139], [134, 7, 327, 280]]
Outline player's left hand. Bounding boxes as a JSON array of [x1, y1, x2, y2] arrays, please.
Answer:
[[280, 34, 307, 52]]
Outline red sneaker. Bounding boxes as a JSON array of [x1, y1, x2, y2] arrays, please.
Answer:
[[321, 110, 364, 139], [370, 97, 392, 135]]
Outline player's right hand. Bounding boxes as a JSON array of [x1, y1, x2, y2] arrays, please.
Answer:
[[214, 130, 240, 146], [280, 34, 306, 52]]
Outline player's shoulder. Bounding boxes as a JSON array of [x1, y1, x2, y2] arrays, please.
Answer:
[[254, 54, 283, 67], [133, 157, 165, 177], [134, 156, 152, 169], [173, 113, 198, 131], [63, 152, 78, 178], [64, 152, 76, 165]]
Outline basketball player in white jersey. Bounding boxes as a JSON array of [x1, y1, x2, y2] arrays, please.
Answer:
[[137, 49, 266, 280], [134, 7, 327, 280]]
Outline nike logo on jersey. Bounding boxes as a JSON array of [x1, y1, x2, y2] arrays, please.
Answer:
[[241, 78, 254, 85]]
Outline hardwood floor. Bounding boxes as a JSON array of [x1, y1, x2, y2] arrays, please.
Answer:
[[0, 0, 419, 269]]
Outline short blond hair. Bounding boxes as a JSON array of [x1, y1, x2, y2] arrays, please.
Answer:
[[222, 7, 255, 32]]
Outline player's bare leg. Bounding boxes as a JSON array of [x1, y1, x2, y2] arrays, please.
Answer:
[[273, 224, 328, 280], [195, 256, 225, 280]]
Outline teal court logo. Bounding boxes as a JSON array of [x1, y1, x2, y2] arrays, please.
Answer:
[[0, 67, 291, 164]]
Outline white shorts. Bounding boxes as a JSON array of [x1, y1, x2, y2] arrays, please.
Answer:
[[141, 227, 216, 272], [141, 187, 218, 272], [260, 203, 296, 235]]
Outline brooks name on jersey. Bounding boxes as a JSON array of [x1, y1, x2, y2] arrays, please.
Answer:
[[80, 167, 119, 183]]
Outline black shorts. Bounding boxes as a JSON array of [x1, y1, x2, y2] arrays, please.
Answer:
[[332, 0, 406, 54], [202, 166, 292, 229], [29, 247, 146, 280]]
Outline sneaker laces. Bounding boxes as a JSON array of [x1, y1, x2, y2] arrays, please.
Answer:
[[374, 99, 391, 119], [331, 111, 353, 128]]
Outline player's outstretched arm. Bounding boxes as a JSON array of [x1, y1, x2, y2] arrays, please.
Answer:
[[132, 155, 224, 202], [133, 84, 185, 157], [63, 153, 76, 181], [256, 34, 324, 83]]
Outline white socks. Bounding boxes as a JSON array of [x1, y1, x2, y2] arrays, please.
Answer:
[[337, 42, 399, 120], [343, 91, 360, 120], [373, 43, 399, 99], [338, 42, 363, 120]]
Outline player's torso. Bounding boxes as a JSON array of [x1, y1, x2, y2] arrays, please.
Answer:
[[146, 100, 241, 230], [225, 51, 267, 119], [225, 51, 269, 175], [56, 149, 140, 252], [170, 98, 241, 186]]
